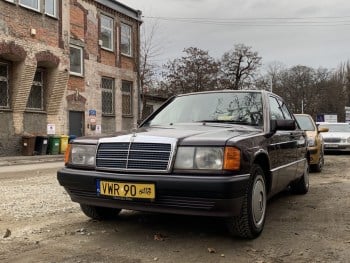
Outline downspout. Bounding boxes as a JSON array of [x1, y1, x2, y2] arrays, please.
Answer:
[[136, 10, 143, 124]]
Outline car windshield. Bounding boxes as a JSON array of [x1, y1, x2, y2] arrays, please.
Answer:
[[295, 115, 316, 131], [145, 92, 263, 127], [318, 123, 350, 132]]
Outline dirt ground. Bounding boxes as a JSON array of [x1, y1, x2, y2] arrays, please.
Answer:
[[0, 154, 349, 263]]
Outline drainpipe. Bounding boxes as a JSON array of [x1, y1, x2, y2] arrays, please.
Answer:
[[136, 10, 143, 124]]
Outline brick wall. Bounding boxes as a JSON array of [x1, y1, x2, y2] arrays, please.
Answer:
[[0, 0, 141, 155], [0, 1, 69, 155], [0, 1, 60, 47], [65, 0, 140, 136]]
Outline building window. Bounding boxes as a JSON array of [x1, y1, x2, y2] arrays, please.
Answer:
[[27, 69, 44, 110], [100, 14, 113, 51], [19, 0, 40, 11], [122, 81, 133, 116], [45, 0, 57, 17], [121, 23, 132, 56], [70, 45, 83, 76], [102, 77, 115, 115], [0, 63, 10, 109]]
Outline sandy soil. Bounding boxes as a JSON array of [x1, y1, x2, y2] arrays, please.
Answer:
[[0, 154, 349, 263]]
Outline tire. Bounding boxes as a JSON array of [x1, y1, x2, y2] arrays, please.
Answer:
[[80, 204, 121, 220], [311, 150, 324, 173], [290, 163, 309, 195], [227, 164, 267, 239]]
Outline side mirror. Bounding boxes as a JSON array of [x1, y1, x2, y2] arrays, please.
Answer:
[[318, 127, 329, 133], [271, 119, 296, 132]]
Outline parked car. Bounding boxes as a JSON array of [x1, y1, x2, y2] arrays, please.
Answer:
[[294, 114, 328, 172], [316, 122, 350, 152], [57, 90, 309, 239]]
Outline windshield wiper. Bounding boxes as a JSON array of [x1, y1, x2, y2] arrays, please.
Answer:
[[197, 120, 258, 126]]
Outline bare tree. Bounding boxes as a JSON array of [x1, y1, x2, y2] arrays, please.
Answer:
[[266, 61, 286, 92], [138, 21, 164, 119], [273, 65, 317, 114], [220, 44, 262, 90], [161, 47, 220, 96]]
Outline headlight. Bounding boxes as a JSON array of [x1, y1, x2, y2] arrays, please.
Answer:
[[307, 138, 316, 147], [174, 146, 240, 170], [66, 144, 96, 167], [347, 137, 350, 143], [195, 147, 223, 169], [174, 147, 195, 169]]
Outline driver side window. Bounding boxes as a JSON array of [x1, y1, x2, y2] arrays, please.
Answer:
[[269, 96, 285, 120]]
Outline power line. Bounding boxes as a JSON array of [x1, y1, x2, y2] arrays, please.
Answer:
[[143, 15, 350, 27]]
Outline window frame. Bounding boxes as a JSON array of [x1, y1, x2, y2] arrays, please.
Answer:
[[100, 14, 114, 51], [69, 45, 84, 77], [19, 0, 40, 12], [101, 77, 115, 116], [121, 23, 132, 57], [26, 68, 45, 111], [45, 0, 57, 17], [121, 80, 133, 117], [0, 62, 10, 110]]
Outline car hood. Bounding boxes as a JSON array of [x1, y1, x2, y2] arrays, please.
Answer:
[[322, 132, 350, 139], [76, 123, 262, 146]]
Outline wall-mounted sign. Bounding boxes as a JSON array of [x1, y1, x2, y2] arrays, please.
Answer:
[[96, 125, 101, 134], [47, 124, 56, 135], [89, 109, 96, 116]]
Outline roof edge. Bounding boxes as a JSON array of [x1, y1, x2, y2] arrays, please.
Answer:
[[95, 0, 142, 21]]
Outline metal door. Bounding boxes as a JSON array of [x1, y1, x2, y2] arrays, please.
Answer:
[[69, 111, 84, 137]]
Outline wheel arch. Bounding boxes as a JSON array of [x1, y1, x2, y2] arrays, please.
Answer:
[[252, 151, 271, 195]]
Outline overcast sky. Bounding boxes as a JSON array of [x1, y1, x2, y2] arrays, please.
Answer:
[[118, 0, 350, 71]]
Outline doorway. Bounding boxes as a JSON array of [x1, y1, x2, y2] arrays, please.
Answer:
[[69, 111, 84, 137]]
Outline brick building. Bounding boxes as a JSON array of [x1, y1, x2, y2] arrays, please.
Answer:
[[0, 0, 142, 156]]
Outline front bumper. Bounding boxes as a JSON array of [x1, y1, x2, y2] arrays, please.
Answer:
[[57, 167, 250, 217], [324, 143, 350, 151]]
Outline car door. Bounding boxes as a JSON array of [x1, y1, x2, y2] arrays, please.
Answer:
[[268, 96, 298, 192]]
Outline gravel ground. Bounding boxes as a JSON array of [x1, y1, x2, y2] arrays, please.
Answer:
[[0, 155, 349, 263]]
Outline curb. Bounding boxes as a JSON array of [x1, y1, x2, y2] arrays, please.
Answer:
[[0, 155, 64, 167]]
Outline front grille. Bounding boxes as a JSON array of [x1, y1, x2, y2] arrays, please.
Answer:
[[324, 138, 341, 143], [96, 142, 172, 172]]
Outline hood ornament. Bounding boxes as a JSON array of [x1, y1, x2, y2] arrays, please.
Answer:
[[131, 128, 137, 137]]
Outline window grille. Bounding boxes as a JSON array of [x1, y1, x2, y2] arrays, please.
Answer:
[[0, 63, 9, 109], [102, 77, 114, 115], [122, 81, 132, 116], [27, 69, 44, 110]]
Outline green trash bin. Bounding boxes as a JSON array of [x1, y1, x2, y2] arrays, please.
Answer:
[[60, 135, 69, 154], [22, 135, 36, 156], [48, 135, 60, 155]]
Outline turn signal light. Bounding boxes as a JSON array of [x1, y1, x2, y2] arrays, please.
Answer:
[[64, 144, 71, 165], [223, 147, 241, 170]]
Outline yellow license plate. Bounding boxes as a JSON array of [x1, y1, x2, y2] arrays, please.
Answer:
[[97, 180, 155, 199]]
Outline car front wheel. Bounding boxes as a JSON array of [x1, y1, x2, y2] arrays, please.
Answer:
[[311, 150, 324, 172], [80, 204, 121, 220], [227, 164, 267, 239]]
